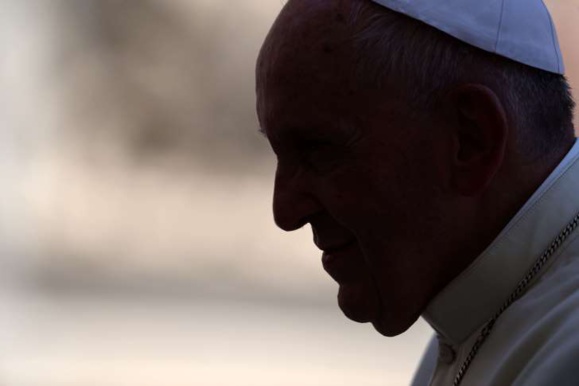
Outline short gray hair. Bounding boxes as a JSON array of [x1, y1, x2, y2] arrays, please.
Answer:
[[347, 0, 575, 160]]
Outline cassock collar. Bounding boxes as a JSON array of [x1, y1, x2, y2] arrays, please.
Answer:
[[423, 139, 579, 345]]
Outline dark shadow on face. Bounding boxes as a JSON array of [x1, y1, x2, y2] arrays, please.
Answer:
[[256, 0, 463, 337]]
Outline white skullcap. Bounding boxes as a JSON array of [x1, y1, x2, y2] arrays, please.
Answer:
[[371, 0, 565, 74]]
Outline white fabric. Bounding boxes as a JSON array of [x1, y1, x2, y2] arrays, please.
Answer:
[[412, 139, 579, 385], [371, 0, 565, 74]]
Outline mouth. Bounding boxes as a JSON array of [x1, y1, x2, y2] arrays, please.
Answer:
[[321, 240, 356, 261], [321, 240, 359, 282]]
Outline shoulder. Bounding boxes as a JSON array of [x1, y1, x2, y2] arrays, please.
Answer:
[[512, 311, 579, 385], [493, 245, 579, 385]]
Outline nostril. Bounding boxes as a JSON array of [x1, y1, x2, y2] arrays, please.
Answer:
[[273, 192, 322, 232], [272, 167, 321, 232], [273, 209, 308, 232]]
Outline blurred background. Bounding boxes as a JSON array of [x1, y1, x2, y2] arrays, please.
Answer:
[[0, 1, 577, 385]]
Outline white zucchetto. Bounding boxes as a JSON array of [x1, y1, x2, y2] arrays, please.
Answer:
[[371, 0, 565, 74]]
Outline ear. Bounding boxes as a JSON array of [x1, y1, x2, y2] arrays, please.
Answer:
[[446, 84, 509, 196]]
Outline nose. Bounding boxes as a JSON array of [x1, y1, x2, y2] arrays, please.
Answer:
[[272, 164, 321, 232]]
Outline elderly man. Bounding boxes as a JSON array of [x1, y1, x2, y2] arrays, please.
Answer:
[[256, 0, 578, 384]]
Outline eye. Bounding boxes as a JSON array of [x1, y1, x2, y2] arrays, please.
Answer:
[[301, 139, 339, 174], [303, 139, 330, 153]]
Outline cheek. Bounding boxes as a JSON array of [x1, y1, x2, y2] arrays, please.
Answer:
[[327, 160, 410, 213], [314, 131, 444, 222], [325, 163, 443, 244], [312, 174, 397, 246]]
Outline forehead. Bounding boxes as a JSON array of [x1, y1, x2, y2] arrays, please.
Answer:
[[256, 2, 359, 130], [261, 3, 353, 80], [258, 60, 359, 141]]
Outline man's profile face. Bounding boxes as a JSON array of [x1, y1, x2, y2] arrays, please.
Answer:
[[256, 0, 453, 336]]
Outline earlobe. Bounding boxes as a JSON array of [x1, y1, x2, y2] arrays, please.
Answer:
[[448, 84, 509, 196]]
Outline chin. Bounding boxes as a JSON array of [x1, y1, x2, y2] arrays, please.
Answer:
[[371, 316, 416, 337], [373, 302, 424, 337], [339, 301, 374, 323], [337, 283, 420, 337], [337, 282, 380, 323]]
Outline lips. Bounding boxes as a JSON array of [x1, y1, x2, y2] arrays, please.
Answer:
[[321, 239, 356, 262], [321, 240, 361, 283]]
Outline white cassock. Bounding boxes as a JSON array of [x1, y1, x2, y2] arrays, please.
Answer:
[[412, 139, 579, 385]]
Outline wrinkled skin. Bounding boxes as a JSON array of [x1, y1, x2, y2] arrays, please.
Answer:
[[255, 0, 563, 336]]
